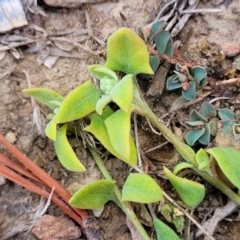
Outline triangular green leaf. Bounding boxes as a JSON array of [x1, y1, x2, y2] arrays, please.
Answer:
[[45, 115, 58, 141], [122, 173, 163, 203], [56, 80, 101, 123], [207, 147, 240, 189], [198, 125, 210, 145], [54, 124, 86, 172], [88, 64, 118, 81], [23, 88, 64, 110], [104, 109, 131, 161], [149, 20, 167, 40], [164, 167, 205, 208], [105, 28, 153, 75], [153, 217, 180, 240], [154, 30, 171, 54], [69, 179, 116, 209], [110, 74, 133, 112], [196, 149, 210, 170], [96, 95, 112, 115]]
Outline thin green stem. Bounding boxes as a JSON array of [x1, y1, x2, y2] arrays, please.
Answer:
[[133, 89, 240, 206], [88, 145, 151, 240]]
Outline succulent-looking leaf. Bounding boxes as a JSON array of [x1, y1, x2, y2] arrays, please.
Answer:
[[196, 149, 210, 170], [110, 74, 133, 112], [100, 76, 118, 95], [149, 55, 160, 73], [154, 30, 171, 54], [165, 39, 174, 57], [200, 102, 216, 119], [218, 108, 235, 120], [164, 167, 205, 208], [174, 71, 188, 83], [173, 162, 194, 175], [104, 109, 131, 161], [56, 80, 101, 123], [185, 128, 205, 146], [95, 95, 112, 115], [198, 124, 210, 145], [189, 110, 207, 122], [190, 66, 207, 84], [121, 173, 163, 203], [166, 75, 182, 90], [153, 217, 180, 240], [218, 120, 234, 133], [149, 20, 167, 40], [45, 115, 58, 141], [104, 28, 153, 75], [54, 124, 86, 172], [69, 179, 116, 209], [88, 64, 118, 81], [23, 88, 64, 109], [207, 147, 240, 189], [182, 81, 196, 100], [186, 121, 205, 127]]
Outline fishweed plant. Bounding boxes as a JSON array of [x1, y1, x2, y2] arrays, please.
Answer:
[[24, 27, 240, 240]]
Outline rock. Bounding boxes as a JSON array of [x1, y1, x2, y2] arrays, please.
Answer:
[[43, 0, 105, 8], [221, 42, 240, 57], [32, 214, 81, 240], [0, 0, 27, 33], [5, 132, 17, 144]]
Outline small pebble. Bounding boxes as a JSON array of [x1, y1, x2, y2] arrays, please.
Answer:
[[0, 174, 6, 186], [5, 132, 17, 144], [221, 42, 240, 57], [32, 214, 81, 240]]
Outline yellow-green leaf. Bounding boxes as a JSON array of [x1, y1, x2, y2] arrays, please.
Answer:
[[207, 147, 240, 189], [95, 95, 112, 115], [45, 115, 58, 141], [153, 217, 180, 240], [69, 179, 115, 209], [104, 109, 131, 161], [54, 124, 86, 172], [85, 107, 137, 166], [196, 148, 210, 171], [23, 88, 63, 109], [56, 80, 101, 123], [104, 28, 153, 75], [88, 64, 118, 81], [110, 74, 133, 112], [164, 167, 205, 208], [122, 173, 163, 203]]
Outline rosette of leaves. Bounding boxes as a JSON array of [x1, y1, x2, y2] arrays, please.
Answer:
[[218, 108, 240, 140], [141, 20, 174, 75], [166, 63, 207, 100], [184, 102, 218, 145]]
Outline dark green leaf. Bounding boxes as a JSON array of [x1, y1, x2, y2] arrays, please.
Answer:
[[189, 110, 207, 122], [166, 75, 182, 90], [190, 66, 207, 84], [149, 20, 167, 39], [149, 55, 160, 73], [165, 39, 174, 57], [200, 102, 216, 119], [185, 128, 205, 146], [198, 125, 211, 145], [154, 31, 171, 54], [182, 81, 196, 100]]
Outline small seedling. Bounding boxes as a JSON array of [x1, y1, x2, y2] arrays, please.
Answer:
[[218, 108, 240, 140], [184, 102, 218, 145], [167, 63, 207, 100], [23, 27, 240, 240]]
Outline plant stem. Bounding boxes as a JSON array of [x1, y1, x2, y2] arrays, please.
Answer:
[[132, 90, 240, 206], [88, 145, 151, 240]]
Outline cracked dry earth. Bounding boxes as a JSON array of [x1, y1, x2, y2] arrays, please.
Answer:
[[1, 0, 240, 240]]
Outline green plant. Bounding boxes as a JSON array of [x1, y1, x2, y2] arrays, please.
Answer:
[[184, 102, 218, 145], [218, 108, 240, 140], [24, 27, 240, 240], [166, 63, 207, 100]]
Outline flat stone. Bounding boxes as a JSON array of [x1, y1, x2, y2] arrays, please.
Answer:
[[32, 214, 81, 240]]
